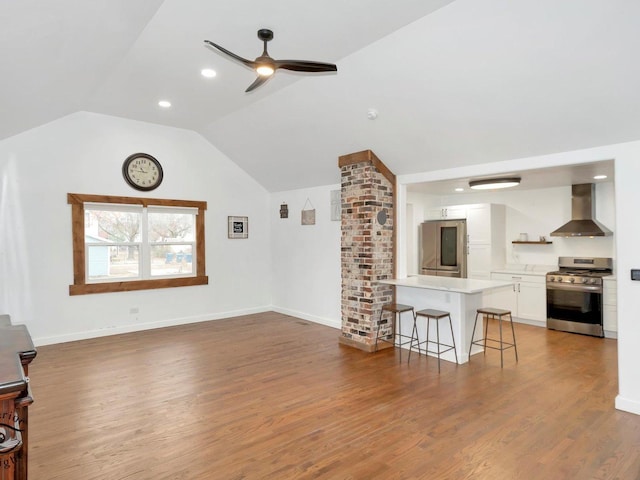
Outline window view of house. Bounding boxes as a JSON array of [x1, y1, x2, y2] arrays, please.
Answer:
[[85, 206, 196, 282]]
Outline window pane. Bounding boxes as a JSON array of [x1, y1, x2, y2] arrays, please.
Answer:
[[151, 245, 193, 276], [148, 212, 194, 242], [85, 210, 141, 243], [87, 245, 140, 280]]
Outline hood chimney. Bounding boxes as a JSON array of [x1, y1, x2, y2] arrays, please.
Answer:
[[549, 183, 612, 237]]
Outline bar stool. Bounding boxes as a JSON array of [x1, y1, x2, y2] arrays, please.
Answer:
[[468, 307, 518, 368], [411, 309, 458, 372], [375, 303, 417, 362]]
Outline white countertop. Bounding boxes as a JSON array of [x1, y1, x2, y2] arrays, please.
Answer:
[[378, 275, 514, 294], [491, 264, 556, 276]]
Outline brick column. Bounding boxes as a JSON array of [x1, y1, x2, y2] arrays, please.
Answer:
[[338, 150, 396, 352]]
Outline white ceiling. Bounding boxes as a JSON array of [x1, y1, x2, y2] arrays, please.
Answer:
[[3, 0, 640, 192]]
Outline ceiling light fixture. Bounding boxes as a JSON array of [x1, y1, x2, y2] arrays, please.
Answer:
[[593, 174, 607, 180], [201, 68, 217, 78], [158, 100, 172, 108], [469, 177, 521, 190], [255, 60, 275, 77], [455, 187, 464, 192]]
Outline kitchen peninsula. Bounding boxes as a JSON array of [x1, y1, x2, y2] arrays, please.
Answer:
[[379, 275, 514, 364]]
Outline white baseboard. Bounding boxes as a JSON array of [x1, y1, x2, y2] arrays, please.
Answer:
[[271, 306, 341, 330], [32, 305, 272, 346], [615, 395, 640, 416]]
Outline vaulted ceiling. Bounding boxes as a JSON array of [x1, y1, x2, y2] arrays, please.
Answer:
[[3, 0, 640, 192]]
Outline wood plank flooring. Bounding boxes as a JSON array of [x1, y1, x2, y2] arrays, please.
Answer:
[[26, 312, 640, 479]]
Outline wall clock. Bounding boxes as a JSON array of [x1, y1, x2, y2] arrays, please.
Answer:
[[122, 153, 163, 191]]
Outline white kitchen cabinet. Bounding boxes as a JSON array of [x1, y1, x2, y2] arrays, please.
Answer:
[[424, 206, 467, 220], [467, 244, 492, 280], [465, 204, 492, 244], [603, 277, 617, 337], [487, 273, 547, 323], [465, 204, 506, 280]]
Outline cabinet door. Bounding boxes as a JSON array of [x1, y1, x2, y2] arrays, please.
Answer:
[[603, 304, 617, 333], [467, 244, 491, 279], [444, 206, 466, 220], [517, 282, 547, 321], [485, 284, 517, 313], [424, 208, 446, 220], [603, 279, 617, 333], [466, 204, 491, 244], [425, 206, 467, 220]]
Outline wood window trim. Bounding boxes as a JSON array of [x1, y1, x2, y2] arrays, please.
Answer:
[[68, 193, 208, 295]]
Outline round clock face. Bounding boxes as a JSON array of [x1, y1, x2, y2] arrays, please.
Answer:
[[122, 153, 163, 191]]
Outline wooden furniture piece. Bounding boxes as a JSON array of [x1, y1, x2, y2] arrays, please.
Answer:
[[411, 309, 458, 372], [469, 307, 518, 368], [0, 317, 36, 480], [374, 303, 416, 362]]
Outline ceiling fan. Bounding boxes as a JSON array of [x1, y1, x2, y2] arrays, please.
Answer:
[[204, 29, 337, 92]]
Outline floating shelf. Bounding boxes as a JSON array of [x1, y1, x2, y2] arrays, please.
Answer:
[[512, 241, 553, 244]]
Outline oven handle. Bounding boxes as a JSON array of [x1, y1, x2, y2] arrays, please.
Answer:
[[546, 283, 602, 293]]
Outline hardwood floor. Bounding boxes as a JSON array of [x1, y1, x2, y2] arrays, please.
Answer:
[[27, 312, 640, 479]]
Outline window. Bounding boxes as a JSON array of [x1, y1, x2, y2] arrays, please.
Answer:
[[68, 193, 208, 295]]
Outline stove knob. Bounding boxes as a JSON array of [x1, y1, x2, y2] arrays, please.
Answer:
[[548, 276, 554, 282], [569, 277, 575, 283], [582, 278, 589, 284]]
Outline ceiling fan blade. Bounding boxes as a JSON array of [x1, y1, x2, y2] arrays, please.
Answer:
[[275, 60, 337, 73], [245, 75, 271, 92], [204, 40, 255, 69]]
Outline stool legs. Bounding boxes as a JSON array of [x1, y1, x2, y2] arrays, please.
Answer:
[[509, 312, 518, 362], [468, 310, 518, 367], [408, 314, 421, 363], [375, 305, 416, 363], [414, 310, 458, 372], [374, 308, 384, 352]]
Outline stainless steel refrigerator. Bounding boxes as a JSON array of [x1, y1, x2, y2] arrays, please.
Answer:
[[420, 219, 467, 278]]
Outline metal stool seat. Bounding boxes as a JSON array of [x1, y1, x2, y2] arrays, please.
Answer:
[[468, 307, 518, 367], [411, 308, 458, 372], [375, 303, 417, 362]]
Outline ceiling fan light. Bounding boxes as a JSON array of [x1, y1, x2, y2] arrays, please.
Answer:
[[256, 65, 274, 76], [469, 177, 521, 190]]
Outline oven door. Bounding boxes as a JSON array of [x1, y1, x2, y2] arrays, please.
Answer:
[[547, 283, 604, 337]]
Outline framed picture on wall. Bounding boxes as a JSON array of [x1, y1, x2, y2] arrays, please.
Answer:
[[228, 216, 248, 239]]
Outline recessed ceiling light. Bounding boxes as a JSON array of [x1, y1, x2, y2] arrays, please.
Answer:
[[455, 188, 464, 192], [158, 100, 171, 108], [593, 175, 607, 180], [201, 68, 217, 78]]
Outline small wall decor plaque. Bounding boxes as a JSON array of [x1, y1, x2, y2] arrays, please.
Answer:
[[228, 216, 248, 239], [301, 198, 315, 225], [280, 203, 289, 219], [330, 190, 341, 221]]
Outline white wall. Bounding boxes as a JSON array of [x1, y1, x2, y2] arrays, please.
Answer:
[[407, 183, 616, 269], [270, 185, 341, 329], [0, 112, 272, 344], [613, 157, 640, 415]]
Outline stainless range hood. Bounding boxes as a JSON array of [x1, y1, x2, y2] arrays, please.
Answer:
[[550, 183, 612, 237]]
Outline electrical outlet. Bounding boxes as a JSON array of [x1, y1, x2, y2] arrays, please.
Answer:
[[129, 307, 139, 314]]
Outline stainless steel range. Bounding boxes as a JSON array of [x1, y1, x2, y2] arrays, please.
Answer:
[[546, 257, 613, 337]]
